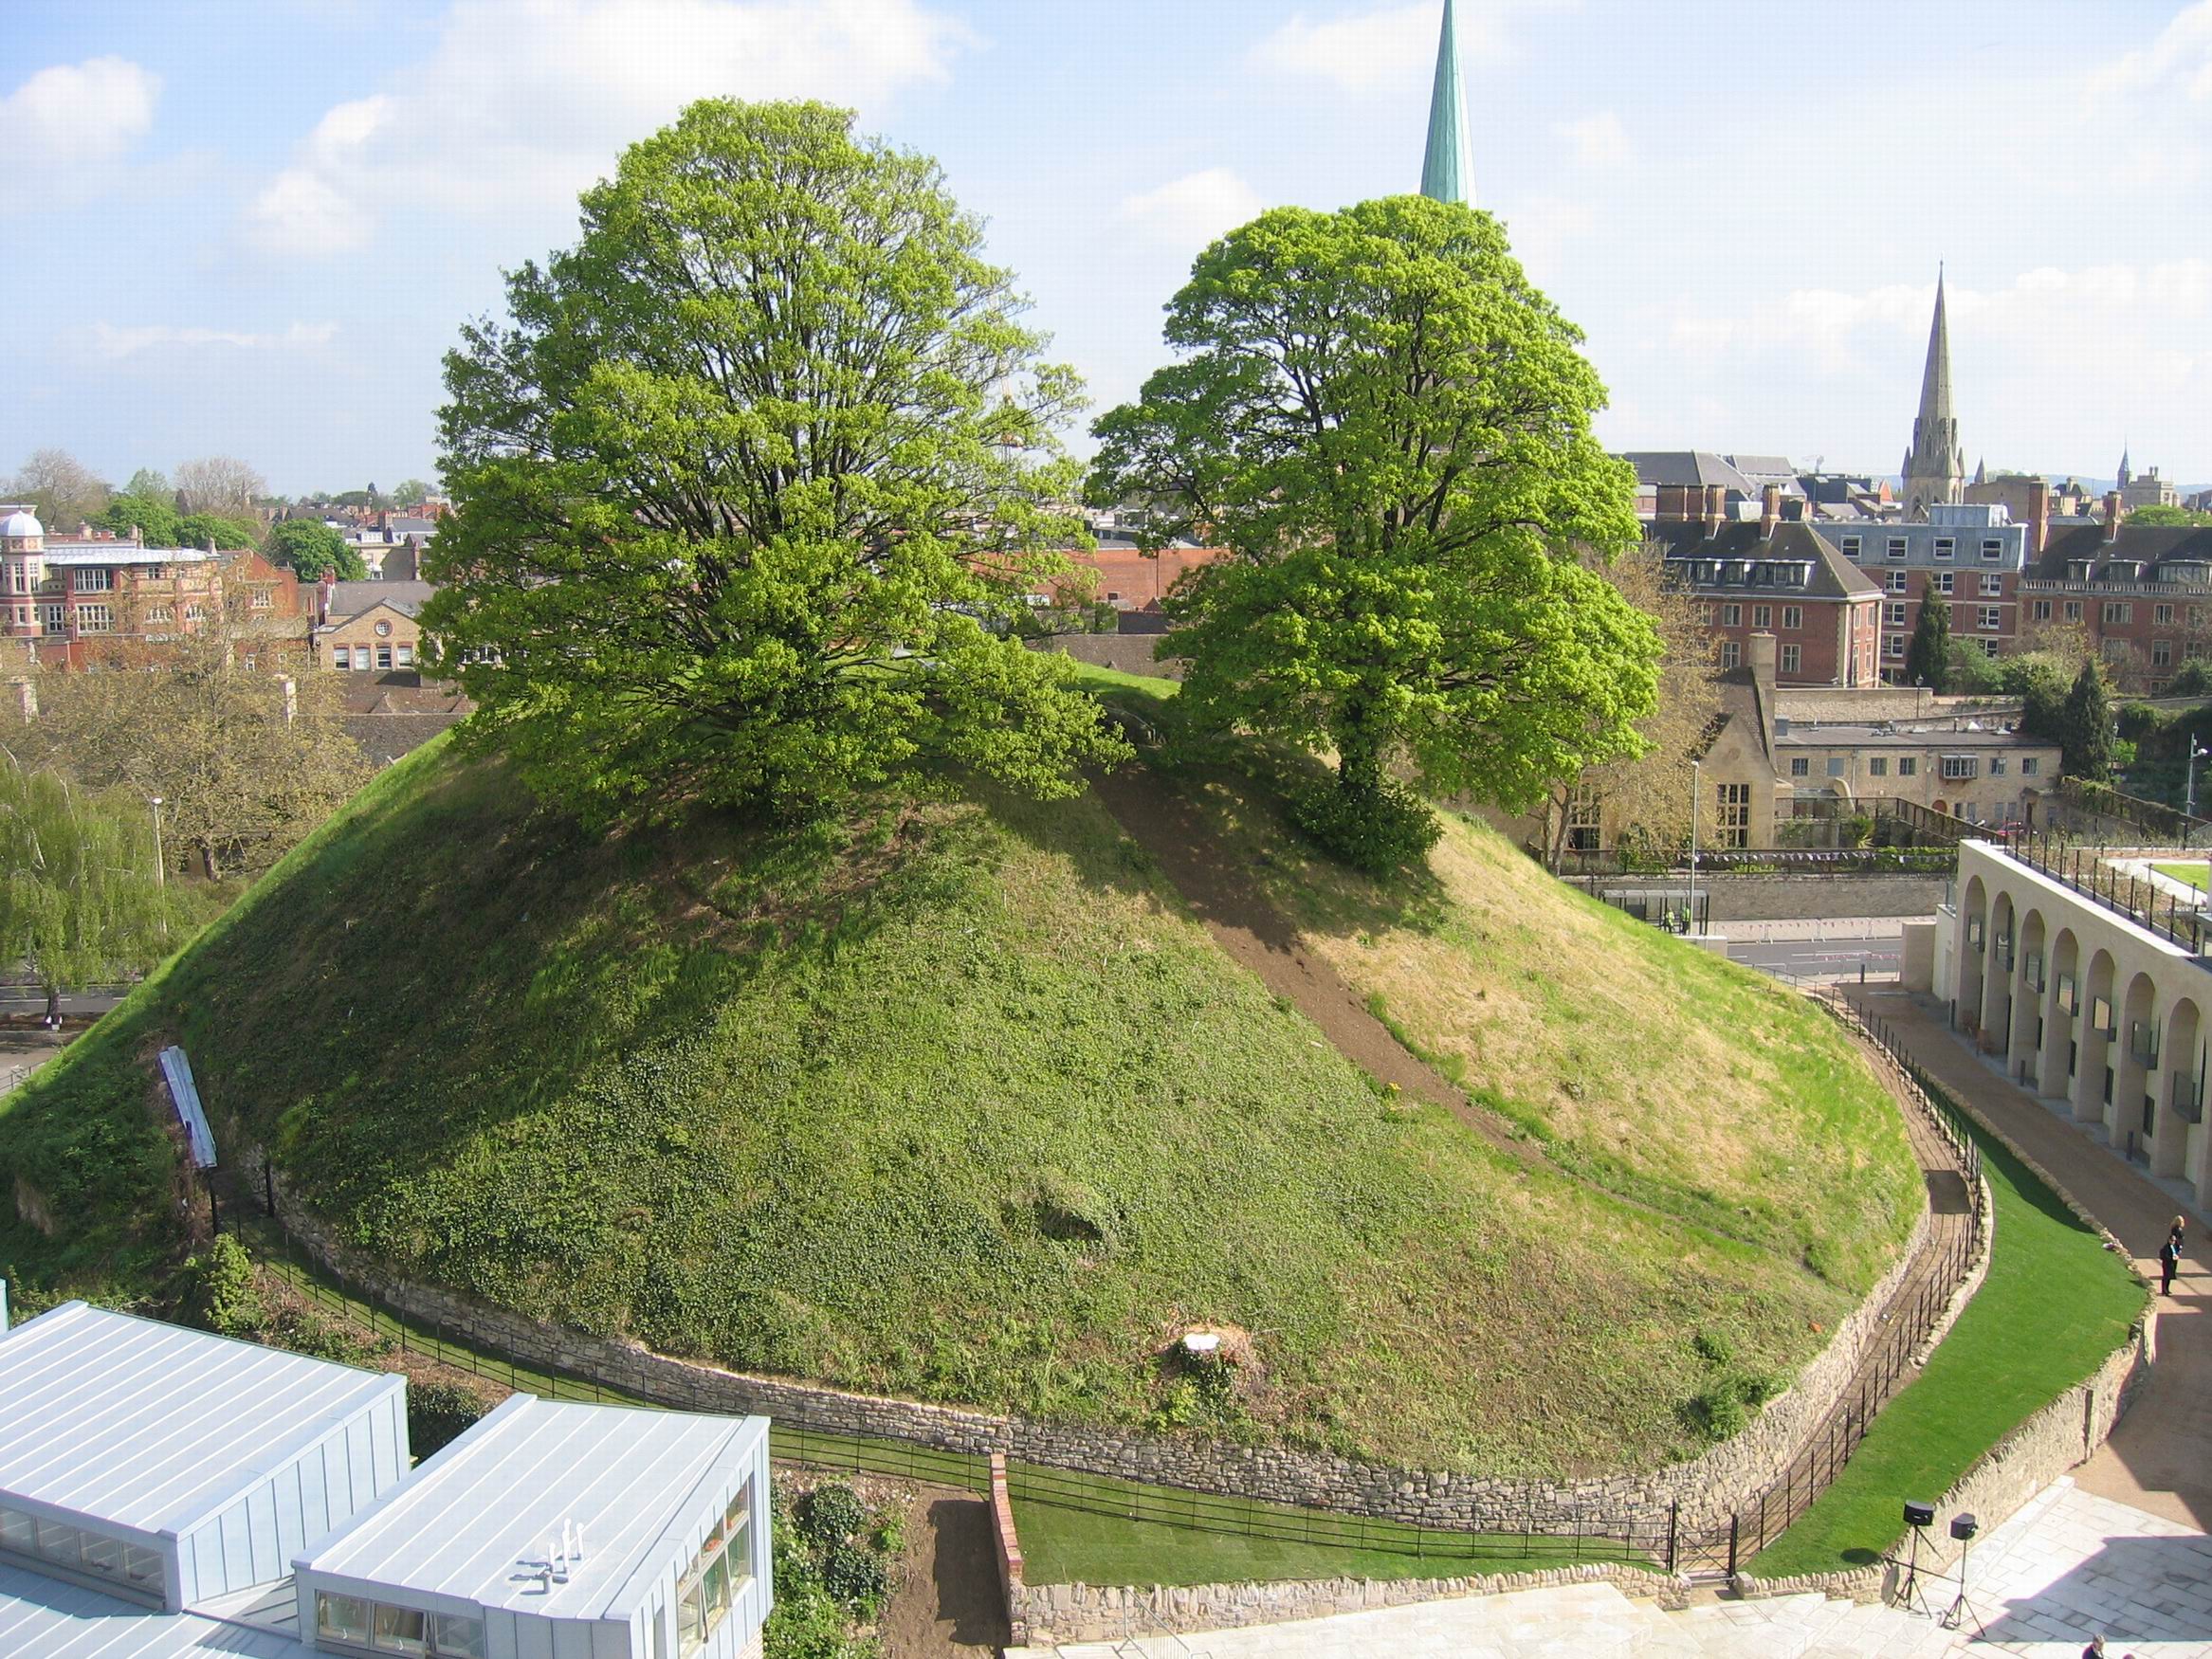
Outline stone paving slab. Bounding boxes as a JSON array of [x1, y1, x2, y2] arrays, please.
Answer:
[[1011, 1483, 2212, 1657]]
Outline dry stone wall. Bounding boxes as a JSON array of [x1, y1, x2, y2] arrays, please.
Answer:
[[267, 1155, 1940, 1537]]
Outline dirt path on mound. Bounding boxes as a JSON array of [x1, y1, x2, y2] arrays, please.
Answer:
[[880, 1488, 1008, 1658], [1091, 766, 1546, 1174]]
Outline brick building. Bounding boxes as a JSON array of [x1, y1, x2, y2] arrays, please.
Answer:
[[2021, 519, 2212, 690], [1815, 502, 2030, 674], [1653, 498, 1883, 687], [310, 578, 434, 674], [0, 506, 305, 668]]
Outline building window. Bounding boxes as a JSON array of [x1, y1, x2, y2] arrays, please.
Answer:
[[75, 604, 111, 633], [2154, 640, 2172, 667], [2103, 638, 2130, 663], [354, 650, 373, 670], [1898, 757, 1918, 776], [1886, 538, 1907, 560], [1842, 536, 1862, 556], [147, 604, 174, 624], [1565, 784, 1601, 852], [1782, 605, 1802, 629], [1981, 573, 2002, 596], [1979, 607, 2002, 631], [1990, 757, 2007, 776], [396, 644, 414, 666], [1781, 643, 1801, 673], [75, 567, 114, 592], [1716, 782, 1752, 848], [2022, 757, 2039, 776], [1790, 757, 1810, 777], [1721, 603, 1742, 626], [1719, 641, 1741, 669], [1982, 538, 2003, 561], [1827, 757, 1846, 777], [333, 647, 351, 669], [314, 1592, 482, 1659], [184, 602, 206, 622], [2032, 599, 2052, 622], [374, 1604, 428, 1653], [1942, 756, 1979, 779], [2104, 602, 2132, 624], [2192, 606, 2206, 628], [1935, 572, 1955, 594], [318, 1595, 372, 1646], [676, 1482, 755, 1658], [37, 603, 62, 634], [1869, 757, 1889, 777], [1933, 538, 1955, 560], [1887, 571, 1908, 593], [1886, 602, 1908, 628], [1698, 604, 1712, 626], [376, 645, 393, 670], [2064, 600, 2083, 622], [250, 589, 272, 610], [2155, 603, 2175, 625], [1752, 604, 1772, 629], [1885, 634, 1905, 658]]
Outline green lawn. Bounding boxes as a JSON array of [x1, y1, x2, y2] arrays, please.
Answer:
[[1012, 1467, 1642, 1586], [1749, 1123, 2145, 1577], [2152, 861, 2211, 892]]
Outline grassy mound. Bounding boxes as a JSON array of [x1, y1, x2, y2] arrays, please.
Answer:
[[0, 731, 1918, 1477]]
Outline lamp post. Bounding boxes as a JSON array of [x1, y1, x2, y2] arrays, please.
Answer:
[[149, 795, 167, 942], [2187, 734, 2206, 843], [1689, 758, 1701, 938]]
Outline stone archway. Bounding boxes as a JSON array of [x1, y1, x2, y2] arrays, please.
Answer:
[[2076, 948, 2118, 1126], [2115, 971, 2160, 1158], [1958, 872, 1988, 1033], [2011, 907, 2048, 1082], [1982, 889, 2019, 1055], [2154, 996, 2202, 1181], [2041, 926, 2080, 1100]]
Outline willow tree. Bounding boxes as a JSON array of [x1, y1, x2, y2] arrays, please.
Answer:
[[1089, 196, 1660, 869], [0, 761, 170, 1026], [426, 99, 1124, 819]]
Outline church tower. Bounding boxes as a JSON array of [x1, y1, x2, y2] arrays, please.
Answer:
[[1421, 0, 1473, 206], [1899, 270, 1965, 520]]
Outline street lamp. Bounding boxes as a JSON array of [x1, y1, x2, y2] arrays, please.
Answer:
[[148, 796, 167, 942], [2186, 734, 2207, 843], [1689, 758, 1701, 938]]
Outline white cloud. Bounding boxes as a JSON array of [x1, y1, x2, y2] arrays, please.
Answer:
[[2090, 0, 2212, 100], [0, 57, 161, 207], [247, 0, 970, 256], [1250, 0, 1573, 95], [90, 321, 339, 360], [1554, 110, 1630, 168], [1119, 169, 1267, 250]]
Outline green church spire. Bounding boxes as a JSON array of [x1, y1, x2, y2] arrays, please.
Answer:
[[1421, 0, 1474, 206]]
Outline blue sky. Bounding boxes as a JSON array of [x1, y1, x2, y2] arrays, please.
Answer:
[[4, 0, 2207, 498]]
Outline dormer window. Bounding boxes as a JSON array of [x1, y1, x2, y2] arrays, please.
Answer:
[[1886, 538, 1907, 560], [1933, 538, 1955, 560]]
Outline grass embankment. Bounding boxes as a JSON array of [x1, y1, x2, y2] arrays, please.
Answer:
[[1749, 1125, 2146, 1577], [0, 682, 1920, 1479]]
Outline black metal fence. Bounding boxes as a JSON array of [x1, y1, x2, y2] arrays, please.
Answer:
[[2003, 830, 2210, 956]]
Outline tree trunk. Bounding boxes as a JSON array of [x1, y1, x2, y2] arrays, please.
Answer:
[[43, 984, 60, 1030]]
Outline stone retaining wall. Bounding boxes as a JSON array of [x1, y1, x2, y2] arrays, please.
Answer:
[[266, 1146, 1944, 1538], [1612, 872, 1949, 922], [1012, 1562, 1692, 1648]]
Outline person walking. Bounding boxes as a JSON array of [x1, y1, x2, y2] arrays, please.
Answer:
[[2161, 1217, 2186, 1296]]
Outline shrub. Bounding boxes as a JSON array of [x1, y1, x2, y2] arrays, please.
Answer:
[[821, 1541, 888, 1613], [181, 1234, 265, 1338], [1683, 1384, 1748, 1442], [1290, 775, 1441, 875], [795, 1483, 867, 1553], [1691, 1329, 1734, 1366], [409, 1379, 491, 1457], [2117, 702, 2163, 742]]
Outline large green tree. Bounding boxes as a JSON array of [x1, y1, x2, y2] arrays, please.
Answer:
[[1088, 196, 1660, 865], [266, 519, 366, 581], [174, 512, 262, 553], [427, 99, 1124, 817], [2058, 662, 2115, 780], [1904, 595, 1953, 691], [0, 760, 171, 1026], [94, 493, 183, 548]]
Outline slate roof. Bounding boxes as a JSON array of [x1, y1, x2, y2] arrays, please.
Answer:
[[1622, 452, 1756, 491], [2032, 523, 2212, 580], [1650, 520, 1884, 600], [323, 581, 433, 620]]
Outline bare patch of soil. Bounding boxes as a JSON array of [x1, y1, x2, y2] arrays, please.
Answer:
[[881, 1487, 1009, 1658]]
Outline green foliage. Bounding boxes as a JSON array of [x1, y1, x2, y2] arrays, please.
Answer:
[[2165, 660, 2212, 698], [795, 1484, 867, 1552], [1691, 1329, 1733, 1366], [95, 493, 182, 548], [1945, 640, 2003, 694], [2126, 504, 2212, 526], [408, 1379, 491, 1457], [2116, 702, 2163, 742], [391, 479, 431, 507], [179, 1234, 265, 1337], [1088, 195, 1660, 855], [819, 1543, 887, 1613], [2059, 662, 2115, 780], [0, 759, 173, 1001], [1682, 1383, 1748, 1442], [429, 98, 1124, 822], [265, 519, 367, 581], [1289, 773, 1443, 876], [1903, 598, 1952, 690], [123, 468, 170, 501], [174, 512, 261, 553]]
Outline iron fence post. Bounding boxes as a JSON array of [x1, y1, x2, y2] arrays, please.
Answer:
[[1666, 1502, 1679, 1575], [1728, 1514, 1740, 1577]]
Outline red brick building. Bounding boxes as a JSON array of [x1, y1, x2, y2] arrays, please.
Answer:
[[1653, 504, 1883, 687]]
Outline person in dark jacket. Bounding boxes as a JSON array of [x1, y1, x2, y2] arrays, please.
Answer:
[[2161, 1218, 2186, 1296]]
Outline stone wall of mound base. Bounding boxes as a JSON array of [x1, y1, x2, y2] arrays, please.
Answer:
[[267, 1163, 1934, 1536]]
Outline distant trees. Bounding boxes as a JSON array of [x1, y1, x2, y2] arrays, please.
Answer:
[[0, 759, 172, 1025], [1904, 597, 1953, 691], [2128, 504, 2212, 527], [174, 512, 262, 553], [94, 492, 183, 547], [173, 456, 267, 516], [390, 479, 430, 508], [5, 448, 110, 530], [122, 467, 171, 501], [429, 99, 1123, 821], [265, 519, 365, 581], [1089, 195, 1659, 869]]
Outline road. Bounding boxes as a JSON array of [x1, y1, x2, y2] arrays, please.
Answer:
[[1728, 938, 1901, 980]]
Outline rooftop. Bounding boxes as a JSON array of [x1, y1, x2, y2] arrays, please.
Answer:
[[1621, 451, 1756, 491], [0, 1304, 400, 1537], [1773, 722, 2057, 750], [0, 1560, 304, 1658], [42, 546, 220, 567], [297, 1396, 757, 1621], [322, 580, 433, 619]]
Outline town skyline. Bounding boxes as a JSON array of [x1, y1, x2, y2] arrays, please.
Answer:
[[3, 0, 2207, 496]]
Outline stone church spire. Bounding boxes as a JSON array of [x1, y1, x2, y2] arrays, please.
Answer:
[[1900, 268, 1965, 519], [1421, 0, 1474, 206]]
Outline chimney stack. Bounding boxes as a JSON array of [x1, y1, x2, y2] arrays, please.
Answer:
[[2103, 490, 2124, 544], [1749, 630, 1779, 689], [1703, 483, 1726, 534], [2027, 477, 2050, 559], [9, 678, 35, 722], [279, 675, 298, 723], [318, 570, 337, 626], [1760, 484, 1782, 538]]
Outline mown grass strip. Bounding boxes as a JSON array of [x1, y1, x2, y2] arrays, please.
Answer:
[[1748, 1120, 2145, 1578]]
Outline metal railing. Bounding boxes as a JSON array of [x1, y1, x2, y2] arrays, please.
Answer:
[[2003, 830, 2211, 956]]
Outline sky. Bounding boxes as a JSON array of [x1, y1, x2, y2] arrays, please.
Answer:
[[3, 0, 2208, 499]]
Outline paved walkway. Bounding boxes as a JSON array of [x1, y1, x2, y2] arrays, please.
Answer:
[[1014, 1482, 2211, 1656], [1842, 988, 2212, 1530]]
